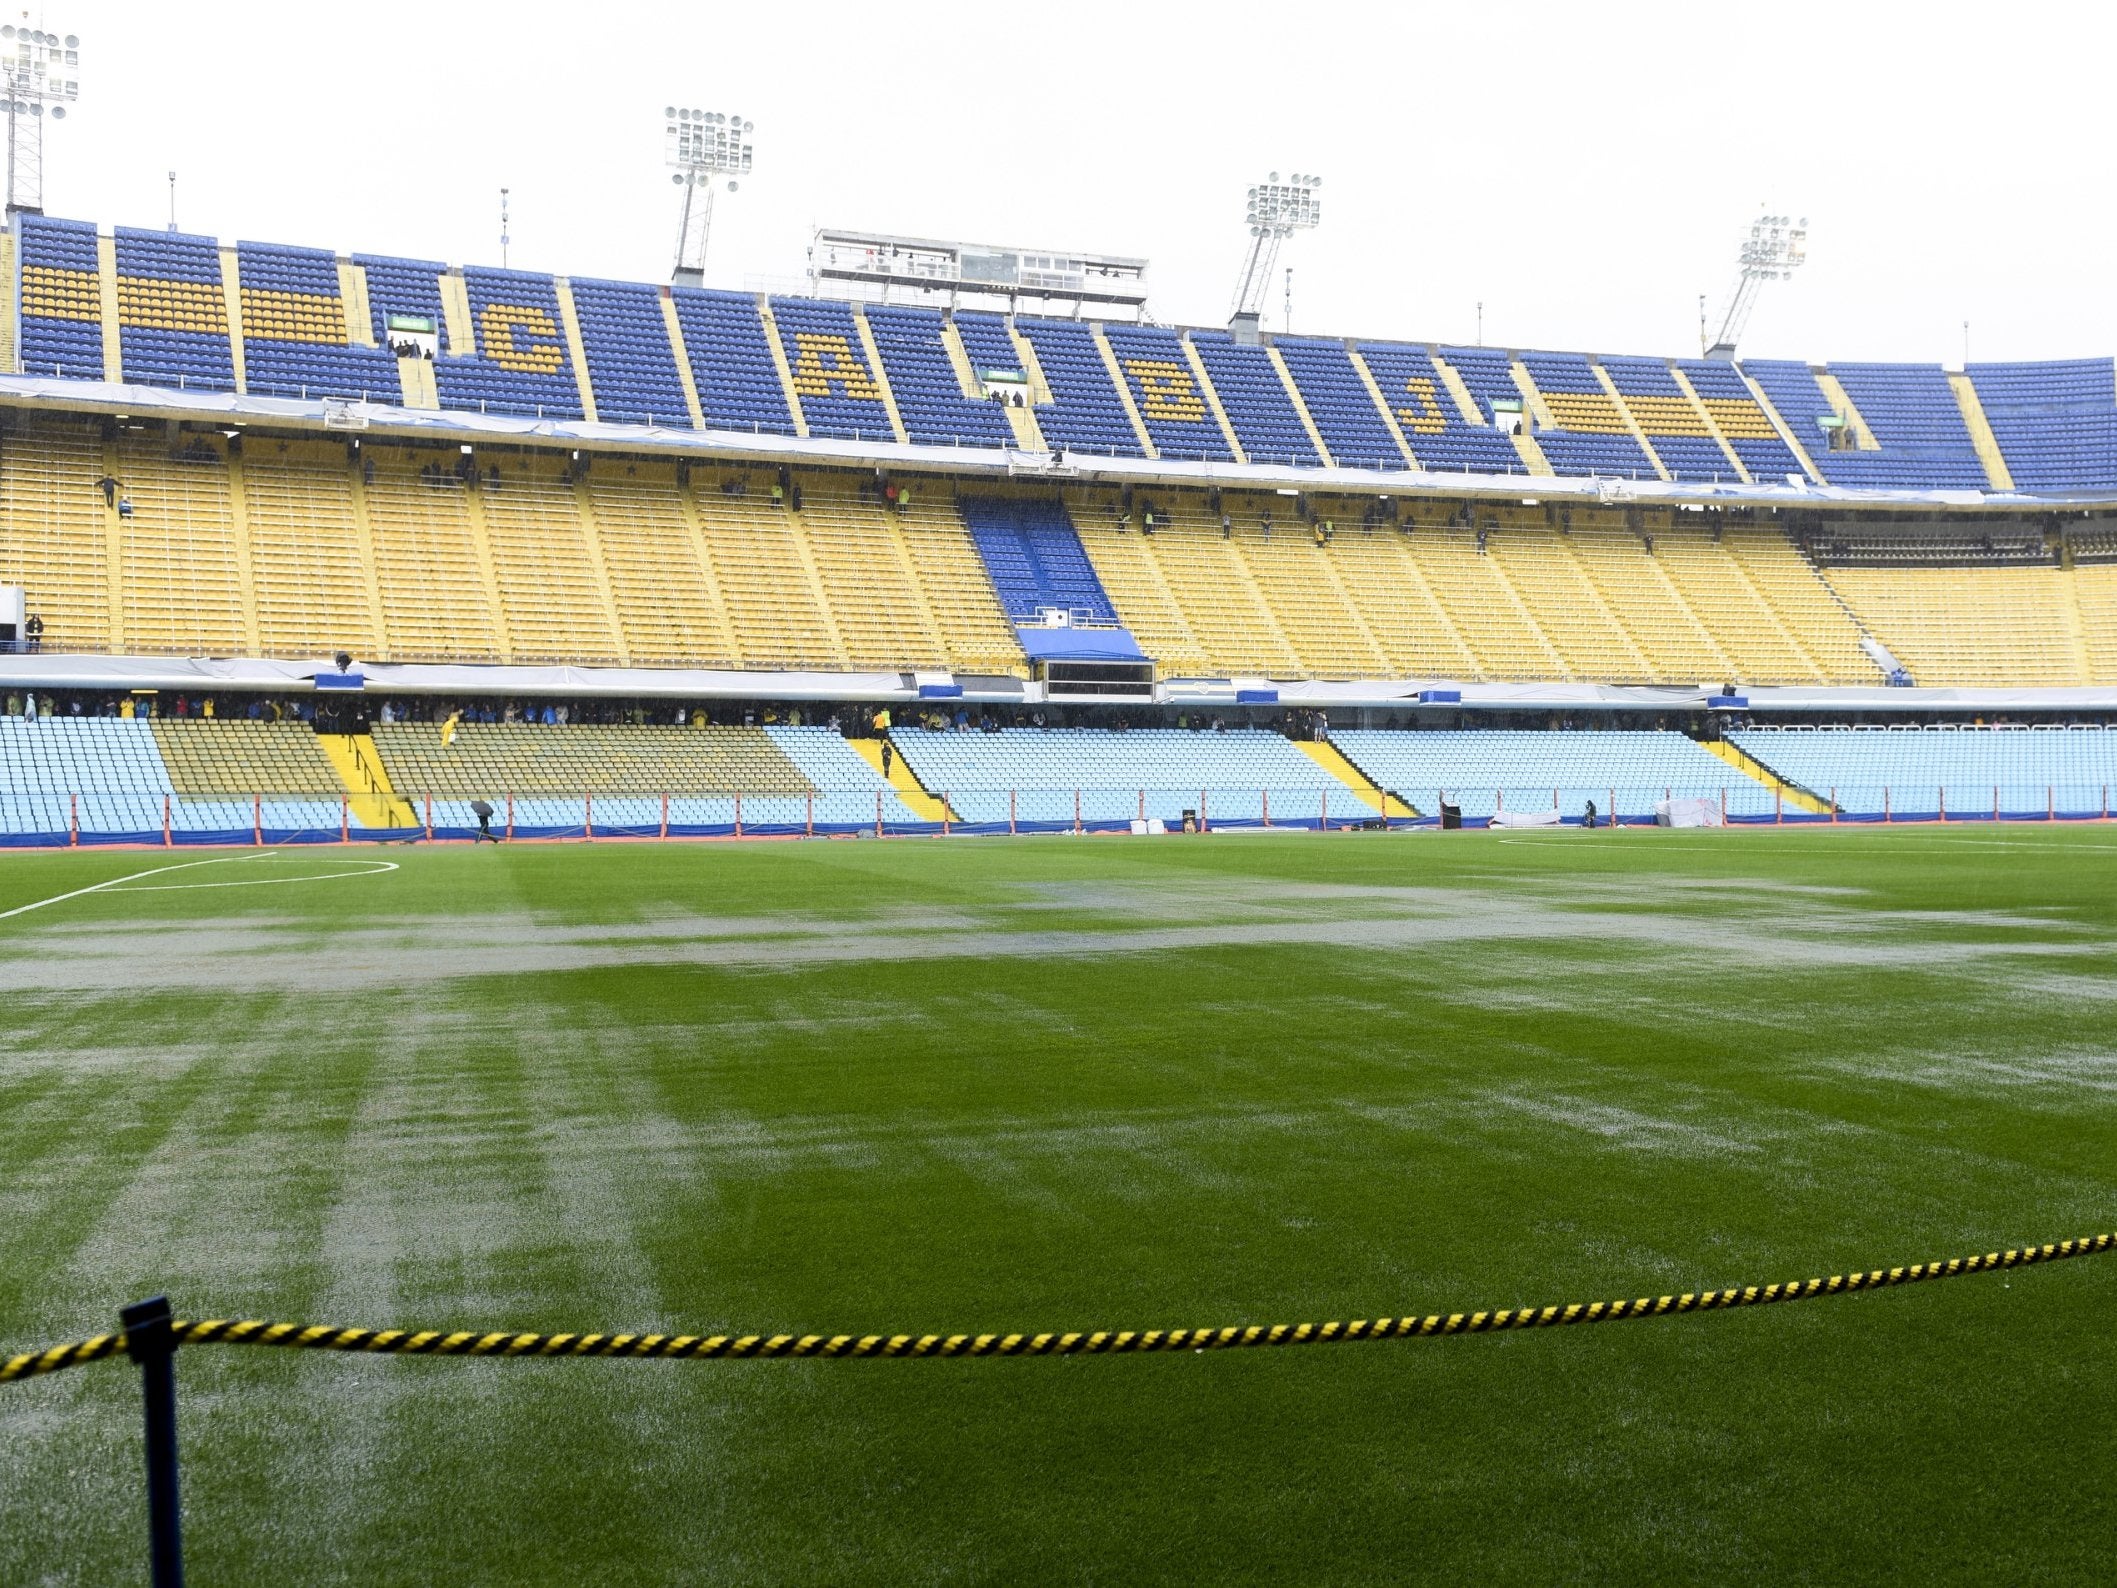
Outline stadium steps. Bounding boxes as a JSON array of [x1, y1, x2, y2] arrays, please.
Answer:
[[657, 293, 709, 428], [317, 733, 419, 827], [1180, 333, 1248, 464], [1736, 366, 1827, 483], [395, 352, 439, 408], [850, 305, 911, 444], [1297, 740, 1418, 818], [0, 231, 13, 372], [222, 439, 264, 655], [1591, 363, 1671, 481], [1264, 344, 1336, 466], [96, 233, 123, 381], [852, 737, 955, 821], [1667, 367, 1754, 483], [1698, 739, 1832, 814], [1946, 372, 2016, 492], [1090, 323, 1159, 458], [439, 270, 476, 357], [219, 245, 248, 394], [337, 260, 375, 348], [1345, 348, 1420, 466], [1811, 370, 1881, 451], [552, 279, 600, 423], [754, 298, 811, 438]]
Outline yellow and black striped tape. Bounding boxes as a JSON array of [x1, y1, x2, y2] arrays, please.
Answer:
[[5, 1232, 2111, 1387]]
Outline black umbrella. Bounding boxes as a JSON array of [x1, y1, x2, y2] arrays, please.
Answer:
[[470, 799, 494, 819]]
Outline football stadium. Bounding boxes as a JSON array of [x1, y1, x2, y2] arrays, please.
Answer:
[[4, 8, 2117, 1582]]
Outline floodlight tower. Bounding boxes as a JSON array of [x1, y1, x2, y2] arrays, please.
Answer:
[[2, 19, 81, 215], [1703, 211, 1808, 360], [666, 106, 754, 287], [1228, 171, 1321, 343]]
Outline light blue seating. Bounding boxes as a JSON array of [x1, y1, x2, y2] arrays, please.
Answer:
[[891, 727, 1344, 828], [670, 289, 797, 436], [114, 228, 236, 393], [236, 241, 400, 403], [1189, 330, 1320, 466], [864, 305, 1012, 449], [570, 277, 690, 428], [1965, 359, 2117, 493], [763, 725, 923, 826], [1332, 729, 1774, 821], [1100, 323, 1235, 462], [1731, 725, 2117, 818]]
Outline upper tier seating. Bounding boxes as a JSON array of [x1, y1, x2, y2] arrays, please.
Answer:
[[1966, 359, 2117, 494], [354, 252, 449, 349], [1517, 352, 1657, 479], [570, 277, 691, 428], [1101, 323, 1235, 462], [237, 241, 399, 403], [1014, 318, 1146, 457], [958, 497, 1120, 622], [863, 305, 1012, 449], [1190, 330, 1322, 466], [114, 228, 235, 393], [769, 297, 896, 443], [436, 268, 585, 420], [1743, 361, 1986, 491], [1599, 356, 1740, 484], [1356, 344, 1522, 475], [17, 215, 105, 379], [890, 726, 1340, 827], [1675, 360, 1806, 483], [1274, 338, 1406, 469], [1332, 728, 1774, 819], [671, 289, 797, 435], [1731, 725, 2117, 817]]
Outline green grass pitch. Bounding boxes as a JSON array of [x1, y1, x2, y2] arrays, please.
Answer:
[[2, 827, 2115, 1583]]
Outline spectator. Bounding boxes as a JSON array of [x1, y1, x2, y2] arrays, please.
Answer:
[[24, 613, 43, 652], [22, 691, 36, 720], [5, 692, 17, 717]]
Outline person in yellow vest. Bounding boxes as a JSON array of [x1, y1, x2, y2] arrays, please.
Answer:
[[872, 706, 893, 777], [441, 708, 462, 749]]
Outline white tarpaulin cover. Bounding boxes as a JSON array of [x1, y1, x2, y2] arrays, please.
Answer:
[[1656, 796, 1726, 828], [1488, 808, 1564, 829]]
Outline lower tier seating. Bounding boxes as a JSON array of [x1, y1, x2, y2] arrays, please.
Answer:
[[1331, 729, 1776, 820], [1731, 726, 2117, 818]]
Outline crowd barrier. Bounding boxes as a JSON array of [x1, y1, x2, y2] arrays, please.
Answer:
[[1, 784, 2113, 848], [5, 1231, 2110, 1585]]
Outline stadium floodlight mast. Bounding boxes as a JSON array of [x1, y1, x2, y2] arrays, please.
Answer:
[[1703, 211, 1807, 359], [2, 19, 80, 215], [1228, 171, 1321, 342], [666, 106, 753, 288]]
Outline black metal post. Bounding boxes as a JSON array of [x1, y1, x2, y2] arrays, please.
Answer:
[[120, 1295, 185, 1588]]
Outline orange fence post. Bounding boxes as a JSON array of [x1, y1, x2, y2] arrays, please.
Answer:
[[253, 793, 262, 847], [69, 791, 77, 847], [875, 790, 883, 838], [506, 792, 514, 840], [2049, 785, 2055, 822], [1939, 786, 1947, 823], [340, 796, 348, 844], [1884, 786, 1892, 824], [424, 793, 432, 841], [1009, 789, 1016, 836], [660, 792, 669, 840], [805, 790, 813, 838], [1831, 787, 1838, 824], [1775, 785, 1782, 825], [1074, 789, 1082, 835], [1262, 788, 1271, 828], [165, 794, 174, 848], [586, 792, 595, 840], [734, 790, 742, 838]]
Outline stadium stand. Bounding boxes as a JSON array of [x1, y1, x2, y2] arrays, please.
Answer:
[[1742, 360, 1989, 491], [862, 304, 1014, 449], [1732, 725, 2117, 818], [242, 436, 382, 661], [16, 215, 104, 380], [235, 241, 398, 403], [1966, 359, 2117, 494], [113, 228, 235, 393], [0, 414, 111, 653], [149, 718, 343, 794], [1013, 318, 1147, 457], [958, 496, 1121, 624], [436, 267, 586, 421], [373, 722, 811, 795], [568, 277, 692, 429], [1600, 357, 1741, 484], [890, 726, 1345, 829], [1357, 344, 1525, 475], [769, 296, 897, 443], [670, 289, 798, 435], [1332, 729, 1777, 821], [1516, 353, 1659, 480], [1815, 564, 2085, 686], [1188, 330, 1322, 467], [1273, 338, 1406, 469], [1100, 323, 1235, 463], [1675, 359, 1808, 484]]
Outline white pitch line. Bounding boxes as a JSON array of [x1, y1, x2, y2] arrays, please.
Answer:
[[112, 861, 400, 892], [0, 852, 281, 922]]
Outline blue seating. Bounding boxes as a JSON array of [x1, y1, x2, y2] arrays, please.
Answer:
[[1333, 729, 1774, 821], [236, 241, 400, 403], [767, 297, 896, 443], [1517, 352, 1656, 479], [670, 289, 797, 436], [1966, 359, 2117, 493], [570, 277, 691, 428], [113, 228, 235, 393], [1014, 318, 1146, 458], [1676, 359, 1805, 482], [1100, 323, 1235, 462], [863, 304, 1012, 449], [1598, 356, 1738, 483], [432, 268, 585, 421], [1732, 725, 2117, 818], [957, 498, 1119, 622], [1744, 361, 1986, 490], [1274, 337, 1406, 470], [1359, 343, 1522, 474], [16, 215, 104, 380], [1189, 331, 1321, 466], [353, 251, 449, 353]]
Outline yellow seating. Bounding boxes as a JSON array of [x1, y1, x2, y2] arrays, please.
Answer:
[[149, 719, 345, 794], [361, 449, 504, 661], [113, 436, 246, 656], [0, 417, 111, 652], [585, 461, 740, 667], [242, 438, 378, 659], [1820, 565, 2083, 686], [477, 452, 621, 664], [371, 722, 812, 796]]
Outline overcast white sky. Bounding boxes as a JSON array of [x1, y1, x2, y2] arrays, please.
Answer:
[[42, 0, 2114, 365]]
